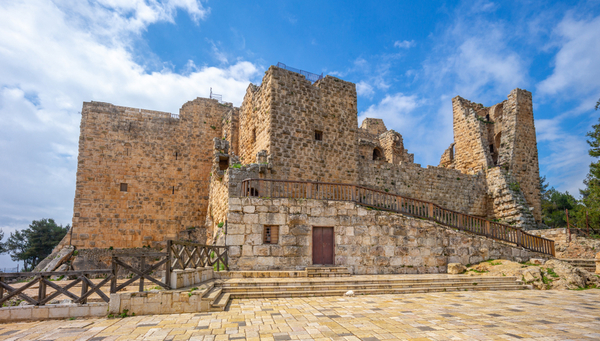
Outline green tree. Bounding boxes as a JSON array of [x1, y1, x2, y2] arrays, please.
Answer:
[[540, 180, 578, 228], [576, 114, 600, 230], [2, 219, 69, 271], [0, 229, 5, 254]]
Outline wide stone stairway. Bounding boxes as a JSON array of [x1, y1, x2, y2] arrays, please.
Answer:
[[200, 268, 529, 311]]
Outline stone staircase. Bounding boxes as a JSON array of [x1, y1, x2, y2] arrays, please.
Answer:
[[306, 267, 351, 277], [202, 274, 528, 311], [559, 258, 596, 272]]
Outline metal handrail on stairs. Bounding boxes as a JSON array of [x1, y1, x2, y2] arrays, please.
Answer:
[[240, 178, 555, 257]]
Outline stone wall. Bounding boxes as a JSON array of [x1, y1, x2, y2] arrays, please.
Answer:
[[358, 161, 488, 216], [498, 89, 541, 221], [444, 90, 541, 224], [225, 197, 549, 274], [65, 98, 228, 249], [486, 167, 536, 228], [240, 66, 360, 183]]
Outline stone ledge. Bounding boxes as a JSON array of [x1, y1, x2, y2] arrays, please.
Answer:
[[0, 302, 107, 322]]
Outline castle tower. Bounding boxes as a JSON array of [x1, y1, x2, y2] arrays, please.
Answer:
[[445, 89, 541, 224], [238, 65, 360, 183]]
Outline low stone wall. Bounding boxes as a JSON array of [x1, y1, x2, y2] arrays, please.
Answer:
[[109, 289, 211, 315], [171, 267, 214, 289], [226, 197, 551, 274], [0, 302, 107, 322]]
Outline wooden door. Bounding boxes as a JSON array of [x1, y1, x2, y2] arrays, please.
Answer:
[[312, 227, 334, 265]]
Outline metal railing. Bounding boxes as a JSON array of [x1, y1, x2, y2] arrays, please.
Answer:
[[277, 62, 324, 83], [210, 88, 223, 103], [241, 178, 555, 256]]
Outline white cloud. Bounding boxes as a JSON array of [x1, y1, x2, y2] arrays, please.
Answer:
[[537, 14, 600, 99], [356, 81, 374, 98], [0, 0, 259, 263], [394, 40, 415, 49]]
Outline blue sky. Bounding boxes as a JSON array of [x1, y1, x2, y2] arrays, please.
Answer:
[[1, 0, 600, 267]]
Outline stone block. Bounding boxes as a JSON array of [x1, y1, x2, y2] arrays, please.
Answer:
[[226, 234, 245, 245], [229, 245, 241, 257], [69, 305, 91, 317], [48, 305, 71, 319], [243, 214, 259, 224], [243, 206, 255, 213], [280, 235, 297, 246], [31, 306, 49, 320], [10, 307, 32, 320], [259, 213, 286, 225], [89, 303, 108, 317], [308, 216, 338, 226], [253, 245, 270, 256]]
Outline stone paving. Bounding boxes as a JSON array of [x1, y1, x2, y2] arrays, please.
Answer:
[[0, 290, 599, 340]]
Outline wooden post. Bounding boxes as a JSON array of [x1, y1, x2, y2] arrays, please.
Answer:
[[110, 256, 117, 293], [485, 221, 490, 237], [139, 256, 145, 292], [566, 209, 571, 243], [37, 275, 46, 306], [80, 274, 88, 304], [428, 203, 434, 218], [165, 240, 172, 289]]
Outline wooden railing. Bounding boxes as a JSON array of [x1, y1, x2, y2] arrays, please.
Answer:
[[241, 178, 555, 256], [168, 241, 229, 275], [0, 270, 113, 306], [111, 251, 171, 293]]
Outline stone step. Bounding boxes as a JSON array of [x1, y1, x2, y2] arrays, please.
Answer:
[[221, 276, 519, 288], [202, 287, 222, 303], [227, 284, 527, 299], [210, 292, 231, 311], [221, 280, 520, 293]]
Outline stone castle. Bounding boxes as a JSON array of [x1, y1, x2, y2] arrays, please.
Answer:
[[59, 64, 545, 273]]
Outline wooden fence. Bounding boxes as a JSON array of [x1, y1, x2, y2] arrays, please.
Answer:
[[0, 270, 113, 306], [241, 178, 555, 256], [0, 242, 230, 306]]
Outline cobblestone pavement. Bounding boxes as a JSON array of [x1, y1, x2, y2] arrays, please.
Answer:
[[0, 290, 599, 340]]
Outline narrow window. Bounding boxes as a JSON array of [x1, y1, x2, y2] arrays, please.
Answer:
[[175, 152, 178, 160], [373, 148, 383, 160], [248, 187, 259, 197], [219, 159, 229, 171], [120, 183, 128, 192], [252, 128, 257, 143], [172, 186, 175, 194], [315, 130, 323, 141], [489, 144, 494, 153], [263, 225, 279, 244]]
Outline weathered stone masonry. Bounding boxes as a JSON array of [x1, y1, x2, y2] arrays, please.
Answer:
[[63, 64, 544, 272], [225, 197, 548, 274]]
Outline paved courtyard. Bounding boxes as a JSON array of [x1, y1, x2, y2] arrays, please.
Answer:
[[0, 290, 599, 340]]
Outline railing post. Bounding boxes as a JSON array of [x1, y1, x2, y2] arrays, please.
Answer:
[[165, 240, 172, 289], [80, 274, 88, 304], [485, 221, 490, 237], [428, 203, 433, 219], [110, 256, 117, 294], [37, 275, 46, 306], [139, 256, 145, 292]]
